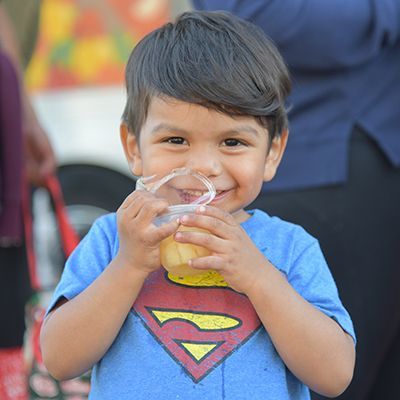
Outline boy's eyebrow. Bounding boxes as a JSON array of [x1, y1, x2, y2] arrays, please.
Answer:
[[151, 123, 261, 136], [150, 123, 188, 135], [223, 125, 261, 137]]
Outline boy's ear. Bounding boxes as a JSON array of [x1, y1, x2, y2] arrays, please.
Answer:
[[263, 129, 288, 182], [120, 123, 143, 176]]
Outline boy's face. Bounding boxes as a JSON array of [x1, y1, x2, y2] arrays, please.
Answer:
[[121, 97, 287, 222]]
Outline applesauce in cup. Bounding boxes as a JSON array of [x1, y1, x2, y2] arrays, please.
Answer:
[[154, 204, 211, 276], [136, 168, 216, 276]]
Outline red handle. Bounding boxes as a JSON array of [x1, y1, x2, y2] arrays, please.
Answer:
[[45, 175, 80, 257], [22, 175, 80, 291]]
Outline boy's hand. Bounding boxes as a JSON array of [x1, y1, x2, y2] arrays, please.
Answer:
[[175, 206, 269, 294], [116, 190, 179, 275]]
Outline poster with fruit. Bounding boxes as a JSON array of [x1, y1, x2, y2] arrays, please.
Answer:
[[26, 0, 170, 91]]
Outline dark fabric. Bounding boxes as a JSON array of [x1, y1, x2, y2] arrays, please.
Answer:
[[248, 128, 400, 400], [0, 52, 31, 350], [0, 245, 31, 347], [0, 52, 23, 244], [368, 330, 400, 400], [193, 0, 400, 191]]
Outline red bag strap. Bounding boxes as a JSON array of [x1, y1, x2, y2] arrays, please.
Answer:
[[22, 174, 80, 291], [22, 180, 40, 290], [45, 175, 80, 257]]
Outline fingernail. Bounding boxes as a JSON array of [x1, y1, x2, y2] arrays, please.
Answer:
[[181, 215, 189, 223], [198, 206, 206, 213]]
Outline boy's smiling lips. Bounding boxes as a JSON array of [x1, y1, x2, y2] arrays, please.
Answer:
[[211, 189, 230, 202], [176, 188, 229, 204]]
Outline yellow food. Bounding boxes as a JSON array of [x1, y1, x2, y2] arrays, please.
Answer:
[[160, 226, 211, 276]]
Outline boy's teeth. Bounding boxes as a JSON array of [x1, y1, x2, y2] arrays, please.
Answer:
[[184, 190, 205, 196], [183, 190, 222, 196]]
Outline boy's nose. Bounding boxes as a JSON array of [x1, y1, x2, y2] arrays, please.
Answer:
[[185, 151, 222, 178]]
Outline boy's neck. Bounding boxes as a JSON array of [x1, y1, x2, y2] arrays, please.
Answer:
[[232, 208, 251, 223]]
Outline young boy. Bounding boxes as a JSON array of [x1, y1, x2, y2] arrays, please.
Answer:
[[40, 11, 355, 399]]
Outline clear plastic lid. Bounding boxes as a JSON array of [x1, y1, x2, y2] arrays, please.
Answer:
[[151, 204, 199, 226], [135, 168, 216, 225]]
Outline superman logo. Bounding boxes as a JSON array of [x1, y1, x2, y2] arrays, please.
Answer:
[[133, 269, 261, 382]]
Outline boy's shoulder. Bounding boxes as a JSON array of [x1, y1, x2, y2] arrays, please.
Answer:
[[85, 212, 118, 247], [93, 212, 117, 231], [244, 209, 321, 274], [244, 208, 316, 245]]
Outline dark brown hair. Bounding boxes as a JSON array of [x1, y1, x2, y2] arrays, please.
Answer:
[[122, 10, 291, 142]]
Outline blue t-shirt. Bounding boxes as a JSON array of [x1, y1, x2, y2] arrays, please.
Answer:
[[48, 209, 355, 399]]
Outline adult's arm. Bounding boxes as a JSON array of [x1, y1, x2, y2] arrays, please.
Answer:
[[193, 0, 400, 70], [0, 3, 20, 63], [0, 3, 55, 186]]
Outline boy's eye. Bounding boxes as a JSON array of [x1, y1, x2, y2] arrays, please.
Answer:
[[164, 137, 186, 145], [223, 138, 245, 147]]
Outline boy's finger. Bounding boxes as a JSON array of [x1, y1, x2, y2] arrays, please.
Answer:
[[119, 191, 164, 220], [178, 213, 233, 239], [118, 189, 148, 210], [188, 255, 225, 271], [196, 205, 237, 225], [149, 219, 179, 244], [135, 198, 170, 225], [174, 228, 224, 254]]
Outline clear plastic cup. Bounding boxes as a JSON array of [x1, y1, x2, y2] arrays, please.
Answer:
[[136, 168, 216, 276], [155, 204, 212, 276]]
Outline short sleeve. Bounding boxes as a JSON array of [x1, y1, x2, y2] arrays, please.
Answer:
[[46, 214, 117, 314], [287, 239, 356, 343]]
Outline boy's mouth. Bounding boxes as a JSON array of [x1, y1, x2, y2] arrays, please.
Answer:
[[178, 189, 223, 204]]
